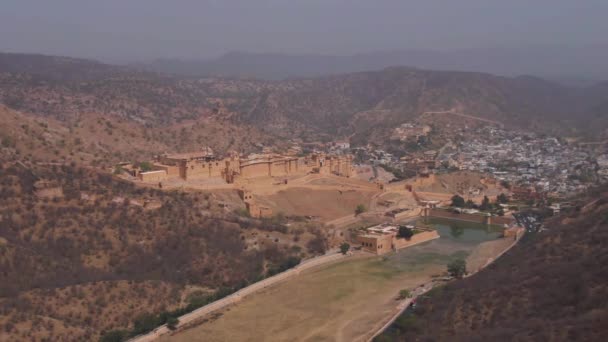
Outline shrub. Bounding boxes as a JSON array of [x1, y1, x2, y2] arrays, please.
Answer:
[[166, 316, 179, 330], [340, 242, 350, 255], [99, 329, 129, 342], [447, 259, 467, 279], [397, 226, 414, 240], [399, 289, 411, 299], [451, 195, 465, 208], [355, 204, 366, 215]]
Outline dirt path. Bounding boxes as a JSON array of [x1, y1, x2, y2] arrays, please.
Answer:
[[422, 109, 503, 126]]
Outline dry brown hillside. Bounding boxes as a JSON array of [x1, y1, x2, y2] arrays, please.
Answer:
[[0, 104, 274, 168], [0, 158, 319, 341], [376, 188, 608, 342], [1, 53, 608, 154]]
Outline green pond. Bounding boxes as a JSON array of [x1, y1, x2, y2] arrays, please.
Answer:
[[371, 218, 504, 274]]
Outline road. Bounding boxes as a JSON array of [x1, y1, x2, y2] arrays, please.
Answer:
[[422, 109, 504, 126]]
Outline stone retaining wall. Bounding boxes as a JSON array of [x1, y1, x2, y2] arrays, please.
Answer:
[[428, 209, 514, 226]]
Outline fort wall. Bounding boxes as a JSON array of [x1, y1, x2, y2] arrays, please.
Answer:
[[393, 230, 439, 250], [240, 162, 270, 178], [138, 170, 167, 182], [358, 229, 439, 255], [427, 208, 515, 226], [144, 151, 352, 184]]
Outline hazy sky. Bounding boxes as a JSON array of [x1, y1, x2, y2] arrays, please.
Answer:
[[1, 0, 607, 62]]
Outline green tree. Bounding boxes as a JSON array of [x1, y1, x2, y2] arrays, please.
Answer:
[[99, 329, 129, 342], [138, 161, 154, 172], [132, 312, 160, 335], [355, 204, 366, 215], [166, 316, 179, 330], [451, 195, 465, 208], [480, 196, 491, 211], [339, 242, 350, 255], [497, 193, 509, 204], [447, 259, 467, 279], [397, 226, 414, 240], [113, 165, 124, 175], [398, 289, 411, 299], [465, 199, 476, 209]]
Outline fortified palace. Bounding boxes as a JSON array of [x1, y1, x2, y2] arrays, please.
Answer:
[[136, 147, 354, 183]]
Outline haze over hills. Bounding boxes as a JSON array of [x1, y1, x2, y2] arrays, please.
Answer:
[[140, 45, 608, 84], [2, 52, 607, 159], [2, 1, 608, 341], [1, 51, 608, 341]]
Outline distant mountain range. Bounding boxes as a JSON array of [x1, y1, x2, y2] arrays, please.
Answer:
[[138, 45, 608, 84], [1, 51, 607, 157]]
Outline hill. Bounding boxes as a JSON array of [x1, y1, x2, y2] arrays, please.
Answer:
[[376, 189, 608, 342], [236, 68, 608, 141], [0, 157, 322, 341], [0, 52, 128, 81], [1, 52, 608, 158], [141, 46, 608, 82]]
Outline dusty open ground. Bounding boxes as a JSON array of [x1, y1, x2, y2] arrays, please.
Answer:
[[261, 187, 378, 221], [162, 255, 438, 342], [163, 219, 508, 342]]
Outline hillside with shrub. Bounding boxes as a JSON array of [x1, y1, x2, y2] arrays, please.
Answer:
[[0, 157, 309, 341], [1, 53, 608, 156], [376, 188, 608, 342]]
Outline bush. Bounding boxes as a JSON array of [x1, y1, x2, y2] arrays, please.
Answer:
[[451, 195, 465, 208], [399, 289, 411, 299], [480, 196, 491, 211], [397, 226, 414, 240], [355, 204, 366, 215], [307, 235, 327, 255], [497, 193, 509, 204], [132, 313, 160, 336], [138, 162, 154, 172], [447, 259, 467, 279], [99, 329, 129, 342], [166, 316, 179, 330], [267, 256, 301, 276], [340, 242, 350, 255]]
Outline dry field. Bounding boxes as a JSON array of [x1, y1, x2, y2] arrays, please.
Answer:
[[263, 187, 378, 222], [162, 255, 439, 342], [164, 220, 510, 342]]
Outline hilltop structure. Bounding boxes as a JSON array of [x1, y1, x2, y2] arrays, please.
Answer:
[[137, 148, 354, 183]]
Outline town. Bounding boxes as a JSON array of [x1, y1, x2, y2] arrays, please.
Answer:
[[354, 126, 607, 200]]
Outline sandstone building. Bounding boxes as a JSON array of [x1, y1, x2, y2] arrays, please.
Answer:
[[137, 148, 354, 183], [356, 223, 439, 255], [238, 189, 273, 218]]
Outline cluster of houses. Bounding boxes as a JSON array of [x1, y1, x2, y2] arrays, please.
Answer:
[[435, 127, 602, 197], [353, 126, 607, 199]]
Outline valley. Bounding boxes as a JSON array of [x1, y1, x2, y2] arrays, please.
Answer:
[[0, 51, 606, 342], [160, 219, 507, 342]]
